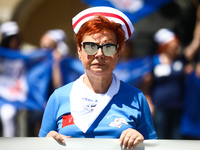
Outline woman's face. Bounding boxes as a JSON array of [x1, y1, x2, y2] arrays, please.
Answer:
[[40, 34, 57, 49], [165, 40, 181, 59], [78, 30, 121, 77], [9, 35, 22, 49]]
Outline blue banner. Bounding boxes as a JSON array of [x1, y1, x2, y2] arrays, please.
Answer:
[[181, 71, 200, 139], [82, 0, 173, 23], [60, 56, 152, 87], [114, 56, 152, 86], [60, 57, 84, 85], [0, 47, 53, 110]]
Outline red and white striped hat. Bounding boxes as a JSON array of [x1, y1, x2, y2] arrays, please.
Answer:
[[72, 6, 134, 40]]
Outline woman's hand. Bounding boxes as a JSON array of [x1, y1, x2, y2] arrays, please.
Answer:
[[119, 128, 144, 150], [46, 131, 71, 145]]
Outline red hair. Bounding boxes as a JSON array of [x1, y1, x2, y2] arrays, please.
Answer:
[[74, 15, 126, 51]]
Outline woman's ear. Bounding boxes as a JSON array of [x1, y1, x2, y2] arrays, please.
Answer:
[[77, 44, 81, 60], [77, 44, 81, 54], [117, 47, 122, 58], [117, 42, 125, 58], [118, 50, 121, 58]]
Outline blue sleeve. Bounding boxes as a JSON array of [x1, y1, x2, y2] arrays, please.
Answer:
[[137, 92, 157, 139], [38, 92, 58, 137]]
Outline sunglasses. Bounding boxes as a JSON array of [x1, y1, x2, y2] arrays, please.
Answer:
[[81, 42, 119, 56]]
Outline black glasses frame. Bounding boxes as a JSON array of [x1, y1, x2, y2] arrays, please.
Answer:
[[81, 42, 119, 56]]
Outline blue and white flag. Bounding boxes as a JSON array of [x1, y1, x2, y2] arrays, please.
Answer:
[[114, 56, 152, 86], [60, 57, 84, 85], [0, 47, 53, 111], [82, 0, 173, 23], [60, 56, 152, 87]]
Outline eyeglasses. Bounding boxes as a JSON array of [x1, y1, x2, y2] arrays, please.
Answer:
[[81, 42, 119, 56]]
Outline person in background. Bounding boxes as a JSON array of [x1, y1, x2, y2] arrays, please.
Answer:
[[180, 0, 200, 139], [39, 6, 157, 150], [145, 28, 199, 139], [180, 54, 200, 140], [27, 29, 70, 137], [0, 21, 22, 137], [183, 0, 200, 58], [0, 21, 22, 49], [40, 29, 69, 89]]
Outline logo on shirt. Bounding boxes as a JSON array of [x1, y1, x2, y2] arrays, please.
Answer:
[[62, 114, 74, 128], [82, 97, 98, 111], [109, 118, 128, 128]]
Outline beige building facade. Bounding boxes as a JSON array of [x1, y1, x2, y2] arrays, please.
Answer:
[[0, 0, 87, 54]]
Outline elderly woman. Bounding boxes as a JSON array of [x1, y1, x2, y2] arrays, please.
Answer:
[[39, 6, 157, 149]]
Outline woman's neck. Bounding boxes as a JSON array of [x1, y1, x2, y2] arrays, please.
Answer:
[[83, 73, 113, 94], [159, 53, 173, 64]]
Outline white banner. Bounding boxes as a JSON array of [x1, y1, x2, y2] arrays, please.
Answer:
[[0, 138, 199, 150]]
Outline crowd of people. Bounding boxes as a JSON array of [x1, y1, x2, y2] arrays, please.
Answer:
[[0, 1, 200, 146]]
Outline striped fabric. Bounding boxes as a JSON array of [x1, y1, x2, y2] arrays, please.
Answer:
[[72, 6, 134, 40]]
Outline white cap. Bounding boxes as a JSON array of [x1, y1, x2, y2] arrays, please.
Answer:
[[72, 6, 134, 40], [154, 28, 176, 45], [0, 21, 19, 37], [46, 29, 69, 55], [46, 29, 66, 43]]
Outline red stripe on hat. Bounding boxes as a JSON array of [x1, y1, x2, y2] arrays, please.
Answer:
[[62, 114, 74, 128], [73, 12, 131, 38]]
